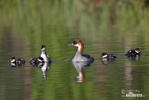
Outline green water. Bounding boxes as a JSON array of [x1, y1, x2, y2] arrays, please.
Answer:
[[0, 0, 149, 100]]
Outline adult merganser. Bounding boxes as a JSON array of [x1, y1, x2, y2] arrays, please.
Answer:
[[70, 40, 94, 62], [126, 48, 141, 57]]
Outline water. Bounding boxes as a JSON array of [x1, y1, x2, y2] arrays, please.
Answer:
[[1, 29, 149, 100], [1, 1, 149, 100]]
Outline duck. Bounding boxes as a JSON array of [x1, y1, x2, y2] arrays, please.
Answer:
[[29, 56, 44, 67], [40, 45, 51, 63], [9, 56, 25, 66], [101, 52, 117, 60], [10, 57, 16, 63], [126, 48, 141, 57], [70, 40, 94, 63]]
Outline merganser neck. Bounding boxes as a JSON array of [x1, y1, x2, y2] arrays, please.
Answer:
[[77, 44, 84, 53]]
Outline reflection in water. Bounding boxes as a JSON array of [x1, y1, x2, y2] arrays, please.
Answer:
[[30, 61, 50, 80], [72, 61, 93, 83], [41, 62, 50, 80], [101, 53, 117, 65], [128, 56, 140, 61], [101, 58, 116, 65], [101, 58, 109, 65], [124, 62, 132, 89]]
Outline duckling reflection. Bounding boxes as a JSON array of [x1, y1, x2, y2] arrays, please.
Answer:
[[128, 55, 140, 61], [101, 58, 116, 65], [101, 52, 117, 65], [72, 61, 92, 83]]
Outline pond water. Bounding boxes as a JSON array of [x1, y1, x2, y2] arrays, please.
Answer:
[[0, 28, 149, 100], [1, 1, 149, 100]]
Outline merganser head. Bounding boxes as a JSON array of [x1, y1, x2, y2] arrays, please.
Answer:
[[72, 40, 84, 52], [41, 45, 46, 51]]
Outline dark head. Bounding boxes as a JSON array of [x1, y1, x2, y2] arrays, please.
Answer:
[[10, 56, 16, 63], [11, 56, 16, 59], [135, 48, 141, 54], [101, 52, 108, 58], [41, 45, 46, 51], [72, 40, 83, 46]]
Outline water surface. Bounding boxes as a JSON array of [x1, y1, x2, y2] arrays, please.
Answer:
[[0, 1, 149, 100]]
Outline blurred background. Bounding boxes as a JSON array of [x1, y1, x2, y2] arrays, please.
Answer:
[[0, 0, 149, 100]]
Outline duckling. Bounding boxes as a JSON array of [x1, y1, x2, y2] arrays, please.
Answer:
[[9, 57, 16, 63], [126, 48, 141, 57], [16, 58, 25, 65], [9, 57, 17, 67], [29, 57, 45, 67], [40, 45, 51, 63], [134, 48, 141, 55], [101, 52, 117, 60], [9, 57, 25, 66]]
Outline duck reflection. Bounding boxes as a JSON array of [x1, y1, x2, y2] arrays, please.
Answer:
[[128, 56, 140, 61], [101, 52, 117, 65], [30, 59, 50, 80], [41, 62, 50, 80], [72, 61, 93, 83]]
